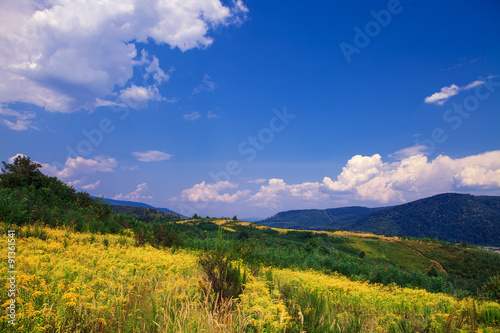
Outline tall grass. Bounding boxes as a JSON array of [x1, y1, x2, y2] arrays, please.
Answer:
[[0, 226, 247, 332], [2, 225, 499, 332]]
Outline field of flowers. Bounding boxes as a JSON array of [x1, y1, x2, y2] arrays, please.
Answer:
[[0, 226, 246, 332], [1, 225, 500, 332], [269, 268, 500, 332]]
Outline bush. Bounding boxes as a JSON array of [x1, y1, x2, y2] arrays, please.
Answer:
[[483, 275, 500, 301], [198, 229, 247, 308], [0, 188, 30, 224]]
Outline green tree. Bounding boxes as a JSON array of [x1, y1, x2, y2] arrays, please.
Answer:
[[232, 215, 238, 221], [0, 155, 43, 189]]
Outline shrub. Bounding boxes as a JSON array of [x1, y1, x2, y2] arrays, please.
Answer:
[[483, 275, 500, 301], [198, 229, 247, 309]]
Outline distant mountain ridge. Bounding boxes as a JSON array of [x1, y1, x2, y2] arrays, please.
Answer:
[[260, 193, 500, 246], [260, 206, 389, 230], [92, 197, 185, 217]]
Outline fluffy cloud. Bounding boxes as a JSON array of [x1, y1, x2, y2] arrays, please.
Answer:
[[0, 0, 247, 113], [170, 149, 500, 215], [114, 182, 152, 201], [8, 153, 28, 164], [119, 85, 163, 109], [323, 154, 384, 193], [322, 150, 500, 203], [248, 179, 327, 208], [50, 156, 117, 179], [7, 154, 117, 180], [424, 79, 486, 105], [132, 150, 172, 162], [177, 181, 250, 203], [454, 166, 500, 189]]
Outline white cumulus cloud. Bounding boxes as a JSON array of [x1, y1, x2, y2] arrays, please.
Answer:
[[169, 149, 500, 213], [177, 181, 250, 203], [322, 154, 385, 193], [119, 85, 163, 109], [52, 156, 117, 179], [0, 0, 247, 114], [6, 154, 117, 181], [322, 150, 500, 203], [248, 179, 327, 208]]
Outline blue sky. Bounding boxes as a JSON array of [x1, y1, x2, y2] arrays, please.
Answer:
[[1, 0, 500, 219]]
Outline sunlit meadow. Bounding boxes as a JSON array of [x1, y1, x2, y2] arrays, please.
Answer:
[[1, 224, 499, 332]]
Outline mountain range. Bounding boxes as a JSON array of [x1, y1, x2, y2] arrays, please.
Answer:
[[259, 193, 500, 246], [92, 197, 185, 217]]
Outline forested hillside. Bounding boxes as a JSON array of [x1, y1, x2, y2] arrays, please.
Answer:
[[349, 193, 500, 246], [260, 193, 500, 246]]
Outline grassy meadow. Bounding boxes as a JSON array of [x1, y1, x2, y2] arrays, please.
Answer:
[[2, 224, 500, 333], [1, 156, 500, 332]]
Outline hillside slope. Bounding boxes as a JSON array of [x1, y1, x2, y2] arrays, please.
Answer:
[[259, 193, 500, 246], [260, 206, 388, 230], [348, 193, 500, 246], [110, 204, 183, 222], [95, 197, 185, 216]]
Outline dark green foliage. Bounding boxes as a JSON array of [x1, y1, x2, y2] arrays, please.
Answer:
[[0, 155, 144, 235], [260, 193, 500, 246], [0, 155, 44, 189], [237, 230, 250, 240], [427, 266, 439, 277], [483, 275, 500, 301], [110, 204, 182, 222], [303, 238, 319, 253], [0, 188, 30, 224], [260, 206, 387, 230], [349, 193, 500, 246]]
